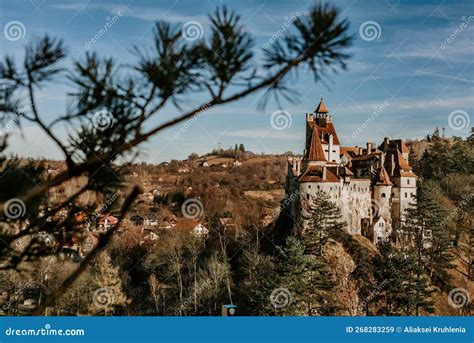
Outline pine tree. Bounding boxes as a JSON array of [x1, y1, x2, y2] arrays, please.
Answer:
[[303, 191, 345, 256], [274, 237, 309, 315], [275, 236, 335, 316], [402, 182, 453, 287], [374, 243, 434, 315], [238, 245, 278, 316], [305, 254, 336, 316], [238, 144, 245, 152]]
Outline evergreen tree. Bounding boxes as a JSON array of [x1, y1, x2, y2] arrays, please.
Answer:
[[374, 243, 434, 315], [274, 237, 309, 315], [401, 182, 453, 287], [303, 191, 345, 256], [237, 245, 278, 315], [275, 236, 335, 316], [238, 144, 245, 152]]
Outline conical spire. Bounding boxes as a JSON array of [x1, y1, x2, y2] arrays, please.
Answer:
[[306, 126, 326, 161], [314, 98, 329, 113], [376, 166, 393, 186]]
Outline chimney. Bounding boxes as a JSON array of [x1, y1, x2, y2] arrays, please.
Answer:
[[358, 146, 363, 155], [322, 166, 327, 180], [366, 142, 372, 154], [383, 137, 389, 151]]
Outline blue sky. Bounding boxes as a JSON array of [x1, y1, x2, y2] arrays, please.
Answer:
[[1, 0, 473, 162]]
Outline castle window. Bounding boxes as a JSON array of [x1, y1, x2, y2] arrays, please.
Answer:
[[381, 193, 386, 198], [307, 194, 309, 200], [308, 185, 311, 189], [405, 192, 408, 198], [391, 193, 394, 197], [332, 150, 336, 153], [332, 160, 336, 162], [317, 185, 320, 189], [407, 179, 410, 185]]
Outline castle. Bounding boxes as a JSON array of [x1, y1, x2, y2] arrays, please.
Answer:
[[285, 99, 417, 243]]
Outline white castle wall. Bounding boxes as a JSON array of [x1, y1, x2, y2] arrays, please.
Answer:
[[390, 176, 417, 227], [296, 179, 372, 236]]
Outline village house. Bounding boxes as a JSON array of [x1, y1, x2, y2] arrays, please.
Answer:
[[97, 214, 119, 231]]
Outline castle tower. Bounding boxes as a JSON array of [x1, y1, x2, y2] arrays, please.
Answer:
[[311, 98, 341, 164], [384, 149, 417, 230], [373, 166, 393, 222]]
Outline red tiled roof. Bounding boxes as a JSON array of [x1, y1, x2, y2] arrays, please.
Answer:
[[306, 126, 327, 162], [376, 166, 393, 186], [401, 171, 417, 177], [340, 147, 359, 155], [401, 142, 409, 153], [175, 219, 203, 232], [298, 165, 339, 183], [396, 150, 411, 170], [318, 122, 340, 145], [351, 152, 381, 162], [314, 99, 329, 113], [98, 214, 119, 225]]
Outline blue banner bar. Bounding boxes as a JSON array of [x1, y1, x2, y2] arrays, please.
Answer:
[[0, 316, 472, 343]]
